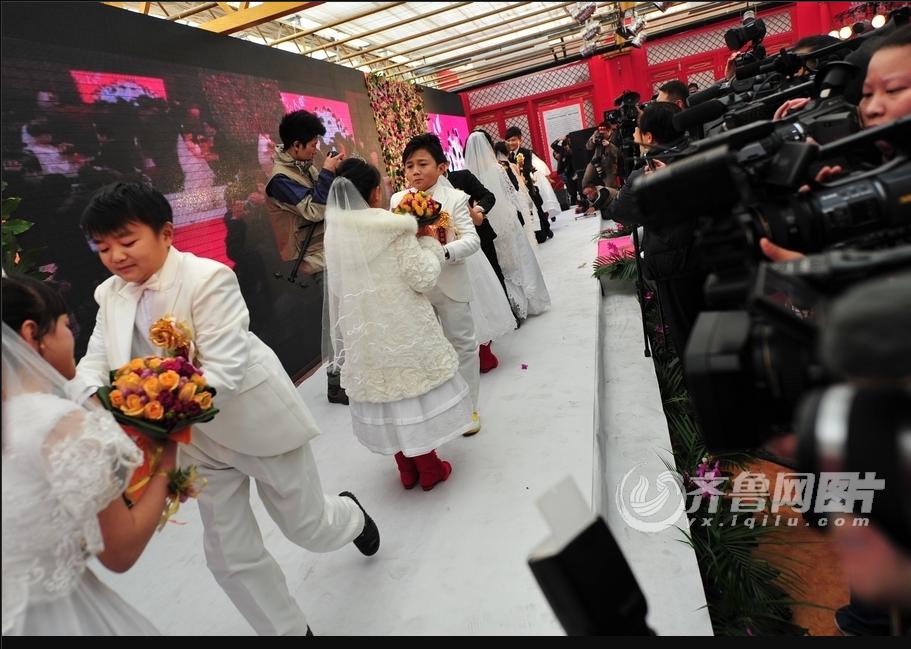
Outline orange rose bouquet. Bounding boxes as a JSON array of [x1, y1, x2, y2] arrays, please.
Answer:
[[393, 189, 453, 245], [96, 317, 215, 521]]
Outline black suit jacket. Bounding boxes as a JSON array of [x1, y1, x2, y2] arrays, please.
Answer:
[[447, 169, 497, 244]]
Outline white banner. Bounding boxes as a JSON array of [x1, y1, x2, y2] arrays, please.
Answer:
[[541, 104, 583, 169]]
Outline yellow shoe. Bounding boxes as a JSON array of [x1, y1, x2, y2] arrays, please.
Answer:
[[463, 411, 481, 437]]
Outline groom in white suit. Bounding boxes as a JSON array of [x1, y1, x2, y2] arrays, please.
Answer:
[[72, 182, 378, 636], [391, 133, 483, 434]]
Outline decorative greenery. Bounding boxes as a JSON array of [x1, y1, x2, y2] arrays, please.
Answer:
[[364, 74, 427, 192], [599, 224, 631, 240], [592, 254, 637, 281], [1, 181, 46, 278], [601, 269, 809, 636]]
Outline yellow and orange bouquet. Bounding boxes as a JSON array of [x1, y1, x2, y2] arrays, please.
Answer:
[[97, 317, 215, 523], [393, 190, 453, 244]]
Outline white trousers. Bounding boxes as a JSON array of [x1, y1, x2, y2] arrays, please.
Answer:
[[427, 288, 480, 410], [181, 438, 365, 636]]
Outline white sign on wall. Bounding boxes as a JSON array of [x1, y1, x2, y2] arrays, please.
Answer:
[[541, 103, 584, 169]]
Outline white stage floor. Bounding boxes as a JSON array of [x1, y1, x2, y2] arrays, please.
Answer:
[[98, 209, 600, 635]]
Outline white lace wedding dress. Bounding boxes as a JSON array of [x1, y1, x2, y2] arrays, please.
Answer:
[[2, 392, 158, 636]]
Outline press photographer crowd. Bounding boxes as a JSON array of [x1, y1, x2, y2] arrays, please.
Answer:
[[555, 9, 911, 636]]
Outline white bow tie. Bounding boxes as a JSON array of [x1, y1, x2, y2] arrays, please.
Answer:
[[123, 276, 162, 301]]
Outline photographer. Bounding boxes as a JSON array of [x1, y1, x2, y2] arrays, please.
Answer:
[[762, 24, 911, 262], [583, 120, 620, 189], [553, 137, 580, 205], [265, 109, 346, 404], [605, 102, 701, 360], [655, 80, 689, 111]]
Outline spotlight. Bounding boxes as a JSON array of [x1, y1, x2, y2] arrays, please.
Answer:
[[629, 31, 647, 48], [828, 29, 841, 38], [583, 21, 602, 41], [568, 2, 596, 25], [839, 25, 853, 39], [580, 42, 598, 57], [871, 13, 887, 28]]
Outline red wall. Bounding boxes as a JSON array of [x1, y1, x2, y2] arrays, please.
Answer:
[[461, 2, 853, 155]]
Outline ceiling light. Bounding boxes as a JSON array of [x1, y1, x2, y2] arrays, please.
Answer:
[[828, 30, 840, 38], [583, 22, 602, 41], [871, 13, 887, 28], [839, 25, 853, 39]]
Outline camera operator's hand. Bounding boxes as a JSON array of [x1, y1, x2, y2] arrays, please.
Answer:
[[831, 517, 911, 608], [759, 237, 804, 262], [798, 164, 843, 193], [773, 97, 812, 121], [724, 51, 739, 80], [643, 159, 666, 176], [322, 150, 345, 174]]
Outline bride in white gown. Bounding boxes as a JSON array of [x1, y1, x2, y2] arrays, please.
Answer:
[[464, 131, 551, 319], [2, 275, 174, 636]]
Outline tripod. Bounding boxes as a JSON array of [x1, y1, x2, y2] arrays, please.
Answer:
[[273, 221, 318, 288], [631, 225, 652, 358]]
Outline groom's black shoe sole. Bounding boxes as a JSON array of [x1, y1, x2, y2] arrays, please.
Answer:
[[340, 491, 380, 556]]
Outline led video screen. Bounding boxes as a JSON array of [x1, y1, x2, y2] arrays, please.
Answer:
[[1, 3, 388, 379]]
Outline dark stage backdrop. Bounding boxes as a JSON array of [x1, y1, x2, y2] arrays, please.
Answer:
[[0, 2, 420, 381]]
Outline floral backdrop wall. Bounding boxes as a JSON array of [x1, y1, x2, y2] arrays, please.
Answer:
[[365, 74, 428, 192]]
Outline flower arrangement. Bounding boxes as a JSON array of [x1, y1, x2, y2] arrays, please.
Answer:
[[393, 190, 454, 245], [365, 74, 427, 192], [96, 317, 214, 523]]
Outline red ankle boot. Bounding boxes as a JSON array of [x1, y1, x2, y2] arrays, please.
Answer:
[[413, 450, 452, 491], [479, 342, 499, 373], [393, 452, 418, 490]]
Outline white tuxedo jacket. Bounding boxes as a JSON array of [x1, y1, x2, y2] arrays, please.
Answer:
[[390, 182, 480, 303], [73, 247, 318, 457]]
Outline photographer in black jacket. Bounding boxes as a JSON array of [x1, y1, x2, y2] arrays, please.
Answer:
[[604, 101, 703, 361]]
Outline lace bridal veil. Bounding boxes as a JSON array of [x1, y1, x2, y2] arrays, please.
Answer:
[[2, 322, 143, 635]]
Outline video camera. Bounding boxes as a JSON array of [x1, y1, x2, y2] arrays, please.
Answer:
[[684, 250, 911, 453], [685, 260, 911, 554], [726, 10, 767, 76], [632, 115, 911, 307], [606, 90, 642, 179]]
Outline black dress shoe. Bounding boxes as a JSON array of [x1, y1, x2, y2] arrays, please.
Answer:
[[327, 385, 349, 405], [546, 229, 554, 239], [339, 491, 379, 556]]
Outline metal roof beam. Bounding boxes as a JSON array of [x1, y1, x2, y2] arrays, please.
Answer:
[[333, 1, 528, 64], [374, 1, 580, 75], [199, 1, 324, 34], [269, 1, 407, 47], [301, 1, 471, 56]]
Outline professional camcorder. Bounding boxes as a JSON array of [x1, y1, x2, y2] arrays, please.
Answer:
[[605, 90, 642, 179], [685, 252, 911, 453], [632, 115, 911, 306], [685, 262, 911, 554], [726, 10, 767, 75]]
